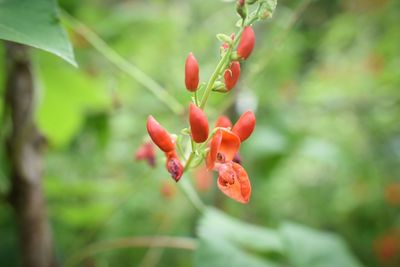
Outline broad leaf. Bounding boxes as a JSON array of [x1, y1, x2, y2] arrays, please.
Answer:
[[36, 54, 109, 147], [0, 0, 76, 66], [194, 208, 284, 267], [280, 223, 364, 267]]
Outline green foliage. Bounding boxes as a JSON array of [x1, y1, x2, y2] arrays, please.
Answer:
[[36, 53, 110, 147], [280, 223, 363, 267], [1, 0, 400, 266], [0, 0, 76, 65], [195, 208, 364, 267]]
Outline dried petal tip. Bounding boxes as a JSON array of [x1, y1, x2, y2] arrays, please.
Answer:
[[185, 52, 200, 92], [232, 111, 256, 142], [189, 103, 209, 143], [237, 26, 255, 60], [166, 156, 184, 182], [224, 61, 241, 91], [146, 116, 175, 153]]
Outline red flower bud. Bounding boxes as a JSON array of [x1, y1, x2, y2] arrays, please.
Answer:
[[135, 141, 156, 167], [189, 103, 209, 143], [232, 111, 256, 142], [146, 116, 175, 153], [237, 26, 255, 60], [165, 151, 184, 182], [215, 115, 232, 129], [223, 61, 241, 91], [185, 52, 199, 92]]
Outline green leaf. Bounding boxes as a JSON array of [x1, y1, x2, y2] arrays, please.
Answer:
[[0, 0, 76, 66], [36, 53, 109, 148], [280, 223, 364, 267], [194, 208, 284, 267]]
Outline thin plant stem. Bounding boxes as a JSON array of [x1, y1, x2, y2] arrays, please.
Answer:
[[64, 236, 196, 267], [60, 10, 184, 116], [178, 178, 206, 212]]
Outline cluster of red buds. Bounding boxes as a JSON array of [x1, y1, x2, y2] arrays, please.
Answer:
[[136, 0, 277, 204]]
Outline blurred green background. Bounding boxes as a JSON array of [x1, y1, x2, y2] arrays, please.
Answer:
[[1, 0, 400, 266]]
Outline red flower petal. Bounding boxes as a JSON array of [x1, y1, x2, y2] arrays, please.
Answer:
[[185, 52, 200, 92], [215, 115, 233, 128], [237, 26, 255, 60], [217, 162, 251, 203], [135, 141, 156, 167], [189, 103, 209, 143], [146, 116, 175, 152], [224, 61, 241, 91], [165, 150, 183, 182], [232, 111, 256, 142], [206, 129, 240, 170]]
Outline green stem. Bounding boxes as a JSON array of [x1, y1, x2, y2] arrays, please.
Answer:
[[178, 178, 205, 212], [64, 236, 196, 267], [199, 51, 231, 109], [60, 10, 184, 116]]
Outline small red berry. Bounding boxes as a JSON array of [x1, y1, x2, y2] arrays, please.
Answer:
[[237, 26, 255, 60], [232, 111, 256, 142], [224, 61, 241, 91], [185, 52, 200, 92], [189, 103, 209, 143], [146, 116, 175, 153]]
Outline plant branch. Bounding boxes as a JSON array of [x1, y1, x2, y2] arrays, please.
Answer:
[[64, 236, 196, 267], [60, 10, 184, 116]]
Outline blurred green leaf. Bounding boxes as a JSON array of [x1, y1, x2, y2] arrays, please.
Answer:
[[280, 222, 364, 267], [36, 54, 110, 147], [194, 208, 284, 267], [0, 0, 76, 66]]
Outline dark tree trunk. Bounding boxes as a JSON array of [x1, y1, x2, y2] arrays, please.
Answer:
[[4, 42, 57, 267]]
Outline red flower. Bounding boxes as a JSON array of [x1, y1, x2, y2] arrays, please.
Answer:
[[189, 103, 209, 143], [215, 115, 232, 128], [232, 110, 256, 142], [237, 26, 255, 60], [206, 129, 241, 170], [147, 116, 184, 182], [165, 150, 184, 182], [146, 116, 175, 153], [216, 161, 251, 203], [135, 141, 156, 167], [206, 111, 256, 203], [185, 52, 200, 92], [224, 61, 241, 91]]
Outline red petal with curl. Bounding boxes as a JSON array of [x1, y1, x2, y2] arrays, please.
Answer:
[[206, 129, 240, 170], [217, 162, 251, 203]]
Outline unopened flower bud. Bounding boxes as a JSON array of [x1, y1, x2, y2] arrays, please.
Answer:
[[232, 111, 256, 142], [237, 26, 255, 60], [185, 52, 200, 92], [146, 116, 175, 152], [224, 61, 241, 91], [189, 103, 209, 143]]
